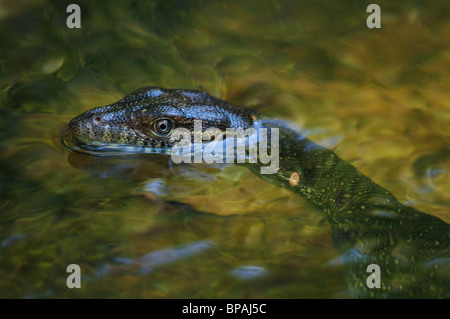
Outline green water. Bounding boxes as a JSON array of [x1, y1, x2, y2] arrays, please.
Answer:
[[0, 0, 449, 298]]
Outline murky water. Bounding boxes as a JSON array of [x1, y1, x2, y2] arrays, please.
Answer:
[[0, 0, 449, 298]]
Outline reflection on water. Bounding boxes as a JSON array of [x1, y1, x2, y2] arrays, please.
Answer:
[[91, 240, 216, 277], [230, 266, 268, 280], [0, 0, 449, 298]]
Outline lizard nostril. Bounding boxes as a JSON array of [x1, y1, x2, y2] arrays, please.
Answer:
[[93, 116, 101, 124]]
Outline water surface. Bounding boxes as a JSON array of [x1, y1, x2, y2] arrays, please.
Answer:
[[0, 0, 449, 298]]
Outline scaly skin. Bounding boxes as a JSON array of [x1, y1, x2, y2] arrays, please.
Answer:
[[64, 86, 450, 298], [65, 87, 254, 154]]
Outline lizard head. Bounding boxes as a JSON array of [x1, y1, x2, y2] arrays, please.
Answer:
[[64, 86, 255, 155]]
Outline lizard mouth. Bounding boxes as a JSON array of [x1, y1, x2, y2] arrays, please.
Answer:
[[61, 124, 172, 156]]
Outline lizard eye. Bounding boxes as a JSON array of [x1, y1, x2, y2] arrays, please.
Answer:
[[153, 119, 173, 136]]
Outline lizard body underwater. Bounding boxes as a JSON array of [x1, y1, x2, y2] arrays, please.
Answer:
[[64, 86, 450, 298]]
